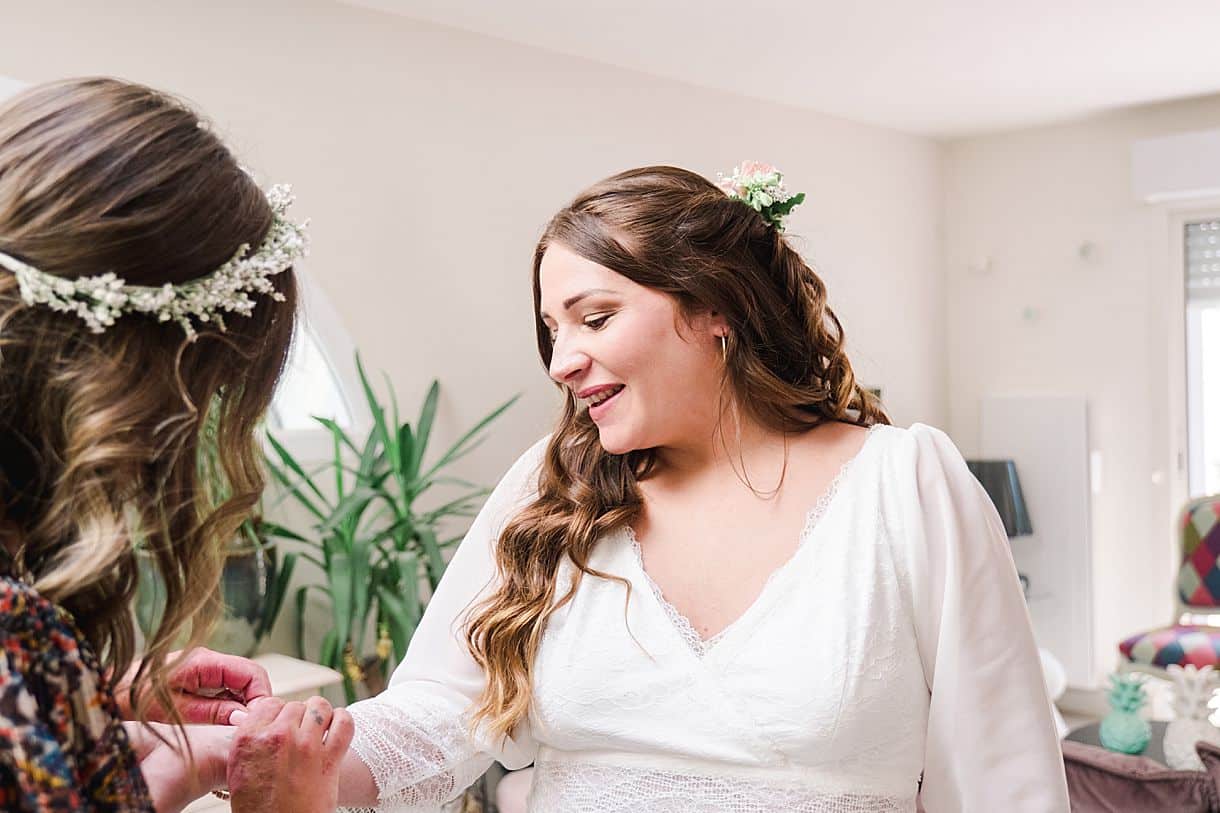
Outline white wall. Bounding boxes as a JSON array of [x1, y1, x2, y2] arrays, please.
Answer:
[[0, 0, 946, 482], [1, 1, 945, 659], [944, 93, 1220, 686]]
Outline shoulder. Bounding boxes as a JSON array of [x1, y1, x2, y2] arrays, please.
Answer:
[[869, 422, 968, 475], [0, 579, 89, 807], [490, 435, 551, 508], [0, 576, 98, 724], [0, 576, 83, 667], [0, 578, 150, 810]]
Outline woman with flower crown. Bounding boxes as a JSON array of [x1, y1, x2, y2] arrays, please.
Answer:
[[0, 77, 352, 812], [318, 164, 1070, 812]]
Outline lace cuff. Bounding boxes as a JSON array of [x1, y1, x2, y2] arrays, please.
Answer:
[[343, 689, 490, 812]]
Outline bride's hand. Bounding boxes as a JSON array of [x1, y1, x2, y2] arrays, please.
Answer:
[[123, 721, 229, 813], [226, 695, 355, 813]]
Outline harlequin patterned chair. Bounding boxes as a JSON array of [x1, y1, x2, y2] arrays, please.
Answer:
[[1119, 494, 1220, 675]]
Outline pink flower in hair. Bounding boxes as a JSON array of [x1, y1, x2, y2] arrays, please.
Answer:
[[738, 160, 778, 178]]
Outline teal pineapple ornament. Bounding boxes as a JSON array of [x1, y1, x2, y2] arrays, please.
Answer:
[[1100, 673, 1152, 754]]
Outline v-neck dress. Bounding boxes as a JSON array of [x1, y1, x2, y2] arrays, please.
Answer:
[[345, 423, 1069, 813]]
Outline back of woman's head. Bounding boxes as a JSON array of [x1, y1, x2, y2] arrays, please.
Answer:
[[467, 165, 886, 741], [0, 77, 298, 713]]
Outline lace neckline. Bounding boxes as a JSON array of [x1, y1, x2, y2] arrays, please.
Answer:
[[624, 424, 882, 658]]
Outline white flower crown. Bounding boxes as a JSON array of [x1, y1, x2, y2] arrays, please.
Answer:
[[0, 184, 307, 338]]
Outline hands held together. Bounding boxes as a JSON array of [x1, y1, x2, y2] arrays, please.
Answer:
[[123, 648, 354, 813]]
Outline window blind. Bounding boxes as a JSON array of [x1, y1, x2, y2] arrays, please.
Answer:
[[1187, 219, 1220, 302]]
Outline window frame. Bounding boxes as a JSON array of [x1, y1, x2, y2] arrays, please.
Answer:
[[1166, 202, 1220, 508]]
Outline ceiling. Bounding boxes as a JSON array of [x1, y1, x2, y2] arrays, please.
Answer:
[[343, 0, 1220, 138]]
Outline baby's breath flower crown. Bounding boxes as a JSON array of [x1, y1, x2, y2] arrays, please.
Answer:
[[716, 160, 806, 232], [0, 184, 306, 339]]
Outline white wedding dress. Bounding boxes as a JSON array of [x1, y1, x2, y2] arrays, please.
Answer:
[[344, 423, 1069, 812]]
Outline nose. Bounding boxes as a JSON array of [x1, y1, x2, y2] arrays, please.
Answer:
[[548, 332, 591, 385]]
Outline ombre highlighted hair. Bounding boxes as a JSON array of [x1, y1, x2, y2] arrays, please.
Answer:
[[0, 78, 297, 723]]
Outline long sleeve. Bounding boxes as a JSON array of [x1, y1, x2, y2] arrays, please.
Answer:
[[893, 424, 1069, 812], [345, 437, 547, 812], [0, 578, 154, 812]]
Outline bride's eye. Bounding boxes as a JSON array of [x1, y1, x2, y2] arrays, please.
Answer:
[[585, 314, 612, 330]]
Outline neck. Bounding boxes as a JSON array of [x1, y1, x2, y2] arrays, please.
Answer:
[[652, 404, 788, 490]]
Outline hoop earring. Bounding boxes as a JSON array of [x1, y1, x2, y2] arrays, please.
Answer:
[[720, 334, 727, 363]]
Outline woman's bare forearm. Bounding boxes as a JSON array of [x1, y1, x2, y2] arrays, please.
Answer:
[[337, 746, 381, 807]]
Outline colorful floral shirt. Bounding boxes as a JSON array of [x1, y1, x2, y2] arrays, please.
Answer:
[[0, 554, 154, 812]]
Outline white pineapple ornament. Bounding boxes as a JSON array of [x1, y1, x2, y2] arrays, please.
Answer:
[[1164, 664, 1220, 770]]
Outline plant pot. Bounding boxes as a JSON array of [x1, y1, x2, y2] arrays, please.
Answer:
[[209, 540, 276, 656], [135, 539, 276, 657]]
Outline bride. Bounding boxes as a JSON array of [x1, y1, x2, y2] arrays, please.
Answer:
[[315, 164, 1066, 811]]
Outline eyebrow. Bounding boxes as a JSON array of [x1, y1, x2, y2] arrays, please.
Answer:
[[540, 288, 618, 320]]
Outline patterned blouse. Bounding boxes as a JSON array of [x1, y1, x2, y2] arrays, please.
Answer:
[[0, 553, 154, 811]]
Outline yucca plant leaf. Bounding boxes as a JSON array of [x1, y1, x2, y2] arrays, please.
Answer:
[[258, 521, 312, 544], [351, 535, 372, 654], [420, 394, 519, 482], [257, 550, 298, 640], [266, 432, 330, 507], [356, 353, 393, 461], [376, 584, 418, 663], [397, 551, 421, 613], [312, 416, 360, 455], [382, 371, 401, 435], [319, 486, 384, 535], [328, 553, 354, 660], [294, 583, 327, 660], [265, 456, 327, 521], [412, 381, 439, 476], [319, 627, 340, 669], [397, 422, 417, 481], [418, 527, 447, 588]]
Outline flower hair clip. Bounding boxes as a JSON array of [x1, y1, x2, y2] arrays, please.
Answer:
[[716, 161, 805, 232], [0, 184, 307, 339]]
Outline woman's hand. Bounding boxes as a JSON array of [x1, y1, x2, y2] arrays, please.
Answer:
[[226, 695, 355, 813], [115, 647, 273, 724], [123, 721, 229, 813]]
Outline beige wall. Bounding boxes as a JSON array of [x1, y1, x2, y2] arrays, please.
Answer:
[[943, 93, 1220, 686], [0, 0, 946, 483], [8, 0, 1214, 696], [0, 1, 946, 658]]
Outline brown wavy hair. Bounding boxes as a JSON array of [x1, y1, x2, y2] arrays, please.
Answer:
[[466, 165, 888, 739], [0, 78, 297, 725]]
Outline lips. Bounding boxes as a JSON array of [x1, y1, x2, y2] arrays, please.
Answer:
[[582, 385, 624, 419]]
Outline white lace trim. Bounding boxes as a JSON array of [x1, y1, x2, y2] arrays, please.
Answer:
[[527, 760, 915, 812], [625, 424, 879, 657], [344, 691, 487, 812]]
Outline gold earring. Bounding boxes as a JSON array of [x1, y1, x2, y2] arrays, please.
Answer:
[[720, 334, 727, 362]]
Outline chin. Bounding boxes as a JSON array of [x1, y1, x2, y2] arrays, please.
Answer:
[[593, 426, 640, 456]]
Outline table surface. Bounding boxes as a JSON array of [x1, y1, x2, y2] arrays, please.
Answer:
[[1066, 720, 1170, 764]]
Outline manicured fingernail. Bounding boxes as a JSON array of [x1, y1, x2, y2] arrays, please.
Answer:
[[229, 709, 248, 725]]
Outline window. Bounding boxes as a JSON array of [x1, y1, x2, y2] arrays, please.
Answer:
[[262, 270, 364, 461], [1185, 219, 1220, 496], [268, 316, 353, 431]]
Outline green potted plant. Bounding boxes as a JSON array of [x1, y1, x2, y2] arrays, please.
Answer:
[[262, 355, 516, 704]]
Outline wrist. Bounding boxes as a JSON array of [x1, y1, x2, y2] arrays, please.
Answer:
[[182, 725, 234, 796]]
